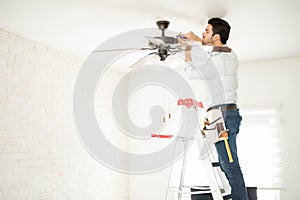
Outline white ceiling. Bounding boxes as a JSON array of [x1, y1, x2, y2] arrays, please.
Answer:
[[1, 0, 300, 62]]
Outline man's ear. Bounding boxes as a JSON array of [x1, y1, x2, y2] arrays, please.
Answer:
[[213, 34, 220, 41]]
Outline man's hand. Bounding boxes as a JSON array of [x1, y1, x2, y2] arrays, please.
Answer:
[[180, 31, 203, 43], [176, 36, 189, 47], [177, 31, 202, 62]]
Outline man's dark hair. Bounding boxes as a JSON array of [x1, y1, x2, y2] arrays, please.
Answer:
[[208, 18, 231, 44]]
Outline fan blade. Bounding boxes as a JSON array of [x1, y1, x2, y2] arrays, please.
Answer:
[[145, 36, 167, 48], [131, 50, 185, 69], [130, 53, 160, 68], [161, 36, 177, 44], [93, 47, 153, 53], [146, 36, 178, 46]]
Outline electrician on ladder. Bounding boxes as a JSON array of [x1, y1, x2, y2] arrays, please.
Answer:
[[178, 18, 248, 200]]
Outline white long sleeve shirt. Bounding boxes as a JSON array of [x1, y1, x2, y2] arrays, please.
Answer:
[[184, 46, 239, 108]]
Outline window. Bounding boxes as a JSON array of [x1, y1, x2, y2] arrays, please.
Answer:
[[238, 103, 284, 199]]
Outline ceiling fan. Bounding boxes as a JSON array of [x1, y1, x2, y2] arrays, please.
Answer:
[[144, 20, 183, 61], [93, 20, 183, 63]]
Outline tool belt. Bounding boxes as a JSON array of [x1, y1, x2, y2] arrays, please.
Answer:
[[202, 108, 234, 163]]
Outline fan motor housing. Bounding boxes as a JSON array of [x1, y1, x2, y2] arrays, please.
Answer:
[[156, 20, 170, 30]]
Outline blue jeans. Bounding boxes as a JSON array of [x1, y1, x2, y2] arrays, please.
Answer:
[[215, 108, 248, 200]]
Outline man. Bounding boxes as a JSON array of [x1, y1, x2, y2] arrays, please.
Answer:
[[179, 18, 248, 200]]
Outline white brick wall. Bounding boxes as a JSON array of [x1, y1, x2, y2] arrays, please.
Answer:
[[0, 28, 129, 199]]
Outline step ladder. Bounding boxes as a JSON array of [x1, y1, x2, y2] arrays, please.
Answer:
[[160, 98, 232, 200]]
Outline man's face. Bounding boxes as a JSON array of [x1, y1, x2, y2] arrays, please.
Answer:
[[202, 24, 214, 45]]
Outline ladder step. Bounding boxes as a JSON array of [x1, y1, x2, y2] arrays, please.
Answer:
[[223, 193, 232, 200], [212, 162, 221, 167], [190, 186, 231, 199], [190, 185, 210, 190]]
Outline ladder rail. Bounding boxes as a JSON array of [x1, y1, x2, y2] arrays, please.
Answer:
[[191, 106, 227, 199]]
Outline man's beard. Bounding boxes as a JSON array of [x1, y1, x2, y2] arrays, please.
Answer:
[[202, 37, 214, 46]]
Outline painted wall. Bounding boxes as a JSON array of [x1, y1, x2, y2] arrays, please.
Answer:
[[238, 57, 300, 199]]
